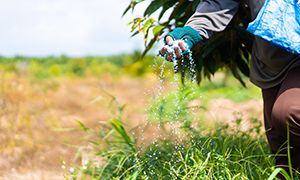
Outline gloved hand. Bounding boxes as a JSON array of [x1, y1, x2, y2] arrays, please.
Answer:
[[159, 26, 202, 62]]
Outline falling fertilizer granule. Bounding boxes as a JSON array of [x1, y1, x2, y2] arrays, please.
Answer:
[[159, 40, 196, 82], [159, 40, 191, 72]]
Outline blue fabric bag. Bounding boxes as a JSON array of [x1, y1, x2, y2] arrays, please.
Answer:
[[247, 0, 300, 54]]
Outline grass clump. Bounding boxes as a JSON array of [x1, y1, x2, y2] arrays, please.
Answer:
[[66, 95, 300, 180], [70, 116, 279, 179]]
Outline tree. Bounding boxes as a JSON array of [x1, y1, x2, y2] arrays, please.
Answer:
[[123, 0, 253, 86]]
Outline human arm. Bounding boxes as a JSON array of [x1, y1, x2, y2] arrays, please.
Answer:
[[186, 0, 240, 39], [160, 0, 240, 61]]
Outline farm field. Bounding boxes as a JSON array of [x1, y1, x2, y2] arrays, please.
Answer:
[[3, 0, 300, 179], [0, 55, 292, 179]]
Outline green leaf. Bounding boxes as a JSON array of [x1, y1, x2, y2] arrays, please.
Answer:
[[236, 53, 250, 76], [110, 118, 136, 152], [168, 1, 191, 21], [144, 0, 164, 17], [130, 30, 140, 37], [122, 0, 145, 16], [129, 17, 144, 32], [152, 25, 164, 36], [267, 168, 291, 180], [158, 0, 177, 20], [76, 120, 89, 132], [122, 3, 132, 17], [142, 18, 155, 34]]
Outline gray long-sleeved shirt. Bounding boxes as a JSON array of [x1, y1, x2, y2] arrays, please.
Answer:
[[186, 0, 300, 89]]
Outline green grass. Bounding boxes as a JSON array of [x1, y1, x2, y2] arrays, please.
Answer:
[[68, 98, 300, 180], [70, 114, 300, 180], [65, 76, 300, 179]]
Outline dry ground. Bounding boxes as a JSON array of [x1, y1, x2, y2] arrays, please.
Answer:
[[0, 73, 263, 179]]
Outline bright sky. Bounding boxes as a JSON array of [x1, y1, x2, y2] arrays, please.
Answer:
[[0, 0, 150, 56]]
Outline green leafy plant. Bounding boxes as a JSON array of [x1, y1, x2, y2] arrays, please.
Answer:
[[124, 0, 253, 86]]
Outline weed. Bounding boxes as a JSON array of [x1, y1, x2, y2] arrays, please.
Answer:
[[69, 104, 300, 179]]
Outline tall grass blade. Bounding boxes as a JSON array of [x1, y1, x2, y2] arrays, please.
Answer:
[[110, 118, 136, 152], [287, 125, 294, 180], [268, 168, 291, 180]]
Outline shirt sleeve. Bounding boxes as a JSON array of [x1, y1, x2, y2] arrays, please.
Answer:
[[186, 0, 240, 39]]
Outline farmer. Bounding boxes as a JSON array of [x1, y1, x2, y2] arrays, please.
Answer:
[[159, 0, 300, 172]]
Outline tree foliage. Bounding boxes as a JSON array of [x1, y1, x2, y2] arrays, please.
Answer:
[[124, 0, 253, 86]]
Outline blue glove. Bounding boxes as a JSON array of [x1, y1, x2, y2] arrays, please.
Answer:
[[159, 26, 202, 73], [166, 26, 202, 50], [159, 26, 202, 62]]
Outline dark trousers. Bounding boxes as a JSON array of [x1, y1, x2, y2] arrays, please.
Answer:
[[262, 68, 300, 171]]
